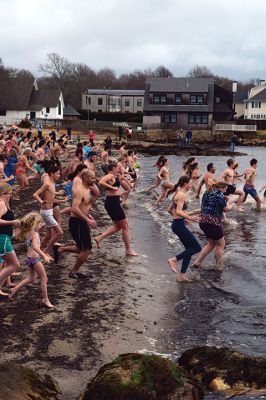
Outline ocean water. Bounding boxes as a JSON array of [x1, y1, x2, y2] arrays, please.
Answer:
[[134, 146, 266, 358]]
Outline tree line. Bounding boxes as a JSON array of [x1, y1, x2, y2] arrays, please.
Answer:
[[0, 54, 262, 111]]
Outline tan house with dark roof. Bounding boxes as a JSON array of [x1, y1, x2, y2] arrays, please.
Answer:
[[0, 78, 64, 124]]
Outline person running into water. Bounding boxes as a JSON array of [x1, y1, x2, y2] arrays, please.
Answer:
[[193, 182, 234, 270], [219, 159, 245, 211], [167, 176, 201, 282], [13, 149, 35, 200], [0, 183, 21, 289], [155, 158, 174, 205], [33, 166, 63, 254], [53, 169, 97, 279], [95, 160, 138, 256], [243, 158, 261, 211], [196, 163, 216, 199], [146, 155, 165, 194], [9, 212, 54, 308]]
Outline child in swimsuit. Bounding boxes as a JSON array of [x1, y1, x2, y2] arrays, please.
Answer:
[[9, 212, 54, 308]]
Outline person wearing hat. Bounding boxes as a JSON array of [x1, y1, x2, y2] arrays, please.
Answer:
[[0, 183, 21, 292]]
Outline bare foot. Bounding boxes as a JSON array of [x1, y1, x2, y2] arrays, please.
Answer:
[[168, 257, 177, 273], [0, 290, 9, 296], [94, 237, 101, 249], [176, 274, 193, 283], [126, 250, 138, 256], [42, 300, 54, 309], [235, 206, 245, 212]]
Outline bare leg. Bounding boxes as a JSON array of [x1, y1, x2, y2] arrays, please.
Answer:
[[254, 194, 262, 211], [0, 252, 20, 284], [44, 224, 63, 253], [235, 188, 245, 211], [94, 224, 121, 248], [9, 269, 36, 299], [72, 250, 91, 273], [168, 257, 178, 273], [120, 220, 138, 256], [34, 262, 54, 308], [155, 187, 167, 205], [194, 240, 215, 267], [214, 237, 225, 269]]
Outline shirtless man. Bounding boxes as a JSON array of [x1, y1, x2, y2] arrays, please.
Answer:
[[63, 148, 83, 178], [243, 158, 261, 210], [219, 159, 245, 211], [35, 140, 46, 161], [33, 166, 63, 253], [84, 151, 100, 203], [53, 169, 97, 279], [196, 162, 216, 198]]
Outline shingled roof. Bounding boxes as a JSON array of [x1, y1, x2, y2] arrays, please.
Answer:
[[0, 78, 34, 110], [63, 104, 81, 116], [0, 78, 61, 111], [28, 89, 61, 111], [145, 77, 215, 93], [244, 87, 266, 102]]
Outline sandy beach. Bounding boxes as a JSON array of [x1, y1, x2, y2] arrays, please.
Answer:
[[0, 177, 181, 400]]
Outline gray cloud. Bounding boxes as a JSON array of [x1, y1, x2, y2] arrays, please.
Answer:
[[1, 0, 266, 80]]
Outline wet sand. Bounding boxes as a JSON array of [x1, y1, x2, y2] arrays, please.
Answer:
[[0, 180, 181, 399]]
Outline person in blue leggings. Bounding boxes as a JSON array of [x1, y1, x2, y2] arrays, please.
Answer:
[[167, 175, 201, 282]]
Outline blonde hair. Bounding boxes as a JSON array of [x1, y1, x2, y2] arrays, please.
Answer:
[[17, 212, 43, 241]]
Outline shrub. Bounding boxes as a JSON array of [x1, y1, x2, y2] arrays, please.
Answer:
[[18, 118, 32, 128]]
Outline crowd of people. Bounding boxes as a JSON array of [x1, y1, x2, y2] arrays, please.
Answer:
[[0, 124, 264, 308]]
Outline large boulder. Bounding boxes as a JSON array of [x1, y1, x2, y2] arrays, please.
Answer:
[[0, 362, 61, 400], [178, 346, 266, 392], [78, 353, 203, 400]]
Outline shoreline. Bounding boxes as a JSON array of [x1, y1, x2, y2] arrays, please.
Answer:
[[0, 180, 182, 400]]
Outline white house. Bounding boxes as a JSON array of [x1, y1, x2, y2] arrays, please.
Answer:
[[0, 78, 64, 125], [244, 80, 266, 120]]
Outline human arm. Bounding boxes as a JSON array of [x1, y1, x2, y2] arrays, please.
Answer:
[[196, 179, 205, 199], [99, 174, 119, 191], [31, 231, 53, 262], [23, 156, 35, 172], [33, 182, 49, 205]]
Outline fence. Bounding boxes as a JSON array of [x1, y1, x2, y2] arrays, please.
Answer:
[[215, 124, 257, 132]]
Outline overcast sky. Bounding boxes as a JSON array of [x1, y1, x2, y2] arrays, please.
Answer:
[[1, 0, 266, 81]]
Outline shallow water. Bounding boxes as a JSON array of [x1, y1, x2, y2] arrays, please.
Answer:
[[135, 146, 266, 358]]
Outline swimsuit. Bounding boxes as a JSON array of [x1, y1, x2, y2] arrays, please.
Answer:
[[243, 183, 257, 199], [105, 178, 126, 221], [40, 209, 58, 228], [69, 217, 92, 250]]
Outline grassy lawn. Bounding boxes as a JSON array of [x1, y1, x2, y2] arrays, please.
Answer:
[[256, 130, 266, 136]]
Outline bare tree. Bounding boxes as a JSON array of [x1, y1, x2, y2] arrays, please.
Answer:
[[97, 68, 117, 88], [188, 65, 214, 78], [39, 53, 70, 90], [152, 65, 173, 77]]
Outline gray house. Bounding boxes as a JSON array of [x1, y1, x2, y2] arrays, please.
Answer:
[[143, 77, 234, 128], [82, 89, 144, 114]]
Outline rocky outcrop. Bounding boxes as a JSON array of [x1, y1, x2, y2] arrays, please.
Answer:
[[77, 353, 204, 400], [178, 346, 266, 392], [123, 142, 247, 156], [0, 362, 62, 400]]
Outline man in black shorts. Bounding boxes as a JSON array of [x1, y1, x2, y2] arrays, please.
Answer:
[[53, 169, 97, 279]]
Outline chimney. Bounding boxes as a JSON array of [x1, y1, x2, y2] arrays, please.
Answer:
[[260, 79, 265, 86], [232, 81, 237, 93]]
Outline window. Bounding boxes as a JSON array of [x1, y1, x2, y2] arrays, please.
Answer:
[[86, 96, 91, 105], [0, 110, 6, 116], [137, 99, 142, 107], [164, 113, 177, 123], [58, 101, 61, 115], [175, 94, 182, 104], [215, 97, 220, 103], [190, 95, 204, 104], [46, 107, 50, 113], [98, 110, 102, 113], [125, 98, 130, 107], [188, 113, 208, 124], [98, 98, 103, 105], [252, 102, 254, 108], [153, 94, 167, 104], [254, 102, 260, 108]]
